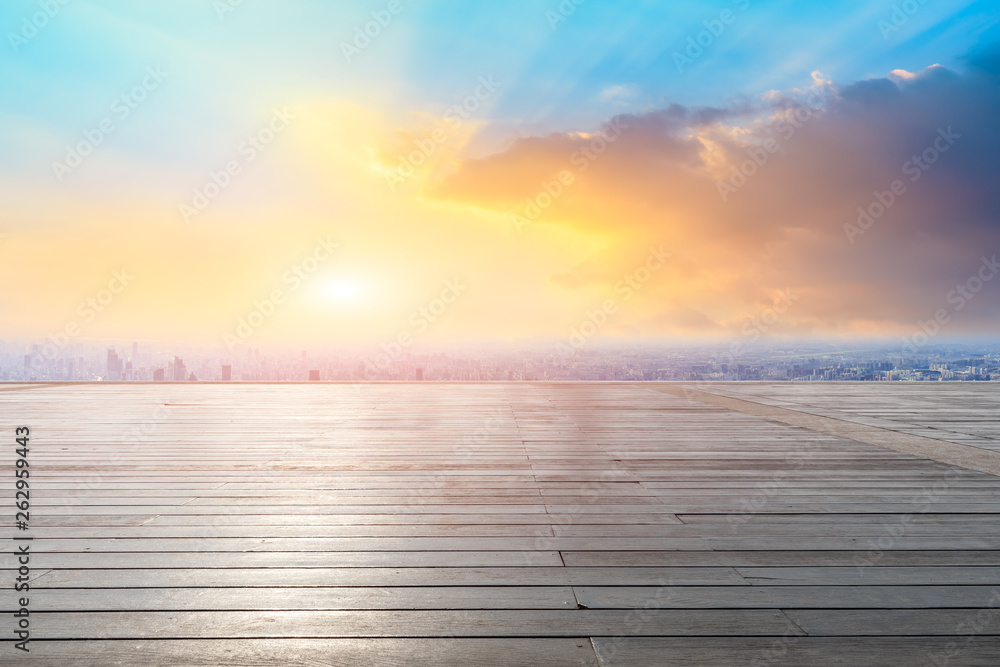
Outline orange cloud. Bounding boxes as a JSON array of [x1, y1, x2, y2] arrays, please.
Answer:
[[421, 61, 1000, 338]]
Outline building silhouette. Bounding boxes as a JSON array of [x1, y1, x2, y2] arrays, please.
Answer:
[[170, 357, 186, 382], [107, 348, 123, 380]]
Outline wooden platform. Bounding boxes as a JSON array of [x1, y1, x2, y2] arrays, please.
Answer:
[[3, 382, 1000, 665]]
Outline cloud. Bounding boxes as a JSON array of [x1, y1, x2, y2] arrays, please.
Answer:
[[598, 84, 638, 103], [425, 42, 1000, 338]]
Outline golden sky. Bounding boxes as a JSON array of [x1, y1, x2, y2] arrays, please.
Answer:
[[2, 2, 998, 349]]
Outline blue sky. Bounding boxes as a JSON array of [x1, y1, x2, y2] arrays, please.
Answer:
[[2, 1, 1000, 345], [3, 1, 996, 141]]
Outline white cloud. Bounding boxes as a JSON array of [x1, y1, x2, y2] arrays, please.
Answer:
[[598, 84, 638, 103]]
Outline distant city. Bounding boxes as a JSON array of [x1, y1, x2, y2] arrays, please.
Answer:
[[2, 339, 998, 383]]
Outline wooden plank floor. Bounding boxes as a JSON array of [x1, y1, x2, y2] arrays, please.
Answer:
[[690, 382, 1000, 451], [3, 382, 1000, 665]]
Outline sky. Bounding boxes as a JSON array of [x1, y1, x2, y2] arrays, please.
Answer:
[[1, 0, 999, 352]]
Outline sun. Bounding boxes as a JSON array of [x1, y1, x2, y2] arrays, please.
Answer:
[[321, 279, 365, 304]]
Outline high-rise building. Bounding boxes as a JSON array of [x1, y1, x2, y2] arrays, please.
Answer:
[[221, 365, 232, 381], [153, 368, 164, 381], [308, 370, 320, 381], [415, 367, 423, 381], [171, 356, 186, 382], [107, 348, 124, 380]]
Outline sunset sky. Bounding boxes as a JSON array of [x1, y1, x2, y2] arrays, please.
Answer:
[[2, 0, 999, 349]]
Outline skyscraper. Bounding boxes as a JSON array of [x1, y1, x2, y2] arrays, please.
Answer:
[[221, 365, 232, 381], [107, 348, 123, 380], [171, 356, 186, 382]]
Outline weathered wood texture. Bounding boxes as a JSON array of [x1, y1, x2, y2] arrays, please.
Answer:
[[2, 382, 1000, 665]]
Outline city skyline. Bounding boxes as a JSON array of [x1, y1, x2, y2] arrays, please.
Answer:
[[5, 336, 999, 383]]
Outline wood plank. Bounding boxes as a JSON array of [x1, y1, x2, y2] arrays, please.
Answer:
[[591, 637, 1000, 666], [30, 513, 685, 526], [0, 536, 711, 553], [16, 638, 601, 666], [575, 585, 1000, 609], [785, 609, 1000, 636], [647, 384, 1000, 477], [1, 551, 565, 568], [26, 609, 803, 639], [562, 550, 1000, 567], [6, 587, 580, 611], [5, 381, 1000, 663], [737, 566, 1000, 585], [28, 567, 750, 588]]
